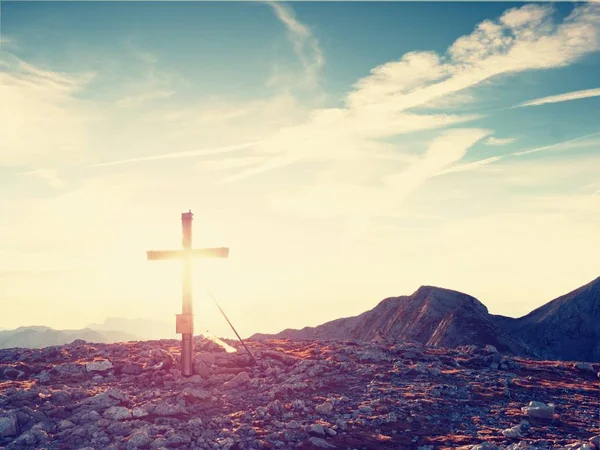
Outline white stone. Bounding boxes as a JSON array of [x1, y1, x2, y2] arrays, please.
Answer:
[[86, 359, 113, 372], [501, 424, 522, 438], [521, 401, 555, 419], [316, 401, 333, 415]]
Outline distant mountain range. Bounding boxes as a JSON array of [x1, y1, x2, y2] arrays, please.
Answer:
[[251, 276, 600, 363], [0, 317, 177, 350], [87, 317, 176, 341], [0, 326, 138, 350]]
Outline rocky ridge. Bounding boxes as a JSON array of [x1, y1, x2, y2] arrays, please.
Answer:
[[251, 278, 600, 363], [0, 337, 599, 449]]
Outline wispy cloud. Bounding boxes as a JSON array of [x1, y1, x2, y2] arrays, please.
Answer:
[[438, 156, 503, 176], [221, 3, 600, 189], [513, 131, 600, 156], [486, 137, 516, 146], [268, 2, 324, 90], [516, 87, 600, 107], [0, 53, 93, 165], [90, 142, 259, 167], [266, 128, 491, 219], [116, 88, 174, 108], [114, 47, 179, 108]]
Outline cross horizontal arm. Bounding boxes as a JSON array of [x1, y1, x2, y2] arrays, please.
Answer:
[[147, 247, 229, 260]]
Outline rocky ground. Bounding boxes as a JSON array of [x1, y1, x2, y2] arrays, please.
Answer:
[[0, 338, 598, 450]]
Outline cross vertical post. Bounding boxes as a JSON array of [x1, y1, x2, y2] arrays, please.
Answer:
[[147, 210, 229, 376], [181, 211, 194, 376]]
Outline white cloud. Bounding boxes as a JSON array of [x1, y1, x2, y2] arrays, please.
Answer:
[[516, 87, 600, 107], [222, 3, 600, 188], [349, 4, 600, 114], [266, 128, 491, 219], [513, 131, 600, 156], [268, 2, 324, 90], [486, 137, 517, 146], [482, 151, 600, 189], [113, 47, 180, 108], [90, 142, 259, 167], [0, 54, 93, 166], [438, 156, 503, 176]]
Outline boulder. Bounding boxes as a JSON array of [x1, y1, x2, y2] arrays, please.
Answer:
[[501, 424, 522, 438], [521, 401, 555, 419], [308, 437, 336, 448], [0, 411, 18, 437], [316, 401, 333, 415], [126, 431, 152, 450], [103, 406, 132, 421], [86, 359, 113, 372]]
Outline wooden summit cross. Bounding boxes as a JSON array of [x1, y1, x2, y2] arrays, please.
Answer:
[[147, 210, 229, 376]]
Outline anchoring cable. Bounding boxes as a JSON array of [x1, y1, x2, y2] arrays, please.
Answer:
[[204, 286, 258, 366]]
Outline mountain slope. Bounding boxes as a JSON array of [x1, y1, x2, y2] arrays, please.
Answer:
[[252, 286, 535, 356], [252, 277, 600, 362], [500, 277, 600, 362]]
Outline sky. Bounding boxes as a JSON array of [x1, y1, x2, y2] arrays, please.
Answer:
[[1, 1, 599, 339]]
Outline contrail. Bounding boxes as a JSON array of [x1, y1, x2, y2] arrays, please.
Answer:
[[515, 88, 600, 108], [90, 142, 260, 167], [513, 131, 600, 156]]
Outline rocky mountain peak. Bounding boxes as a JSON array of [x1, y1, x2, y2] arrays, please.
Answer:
[[252, 277, 600, 361], [505, 276, 600, 361], [410, 285, 489, 316]]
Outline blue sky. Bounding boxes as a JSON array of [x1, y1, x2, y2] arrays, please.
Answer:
[[1, 2, 599, 338]]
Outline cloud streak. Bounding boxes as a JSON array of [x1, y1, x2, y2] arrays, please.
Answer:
[[513, 131, 600, 156], [0, 53, 93, 166], [90, 142, 260, 167], [268, 2, 324, 90], [486, 137, 516, 146], [266, 128, 491, 219], [516, 87, 600, 107]]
